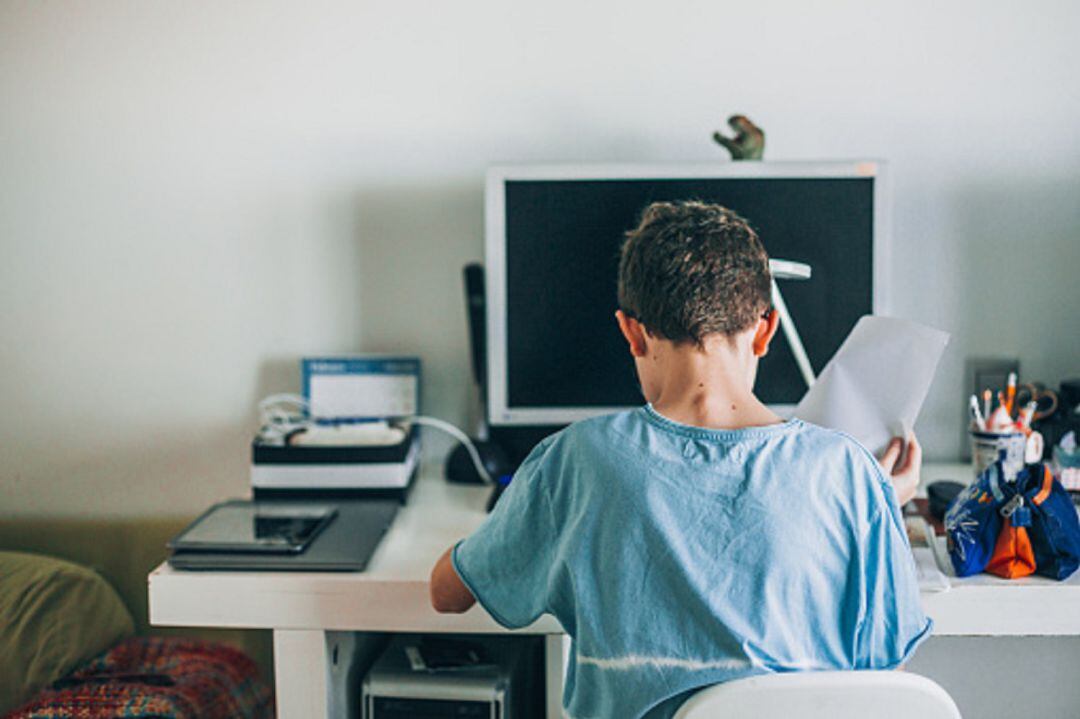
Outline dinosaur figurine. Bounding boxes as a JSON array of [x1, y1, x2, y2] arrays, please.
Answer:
[[712, 115, 765, 160]]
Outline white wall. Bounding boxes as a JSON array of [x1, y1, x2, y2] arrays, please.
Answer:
[[3, 1, 1079, 519]]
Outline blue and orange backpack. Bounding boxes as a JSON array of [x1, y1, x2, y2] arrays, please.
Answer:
[[945, 458, 1080, 580]]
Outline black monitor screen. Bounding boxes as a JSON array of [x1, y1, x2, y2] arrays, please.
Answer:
[[504, 177, 874, 409]]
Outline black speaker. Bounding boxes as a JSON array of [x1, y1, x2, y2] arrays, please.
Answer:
[[449, 263, 562, 493], [463, 263, 486, 389], [447, 263, 504, 487]]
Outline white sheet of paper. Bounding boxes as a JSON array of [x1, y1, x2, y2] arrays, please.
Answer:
[[793, 316, 949, 455]]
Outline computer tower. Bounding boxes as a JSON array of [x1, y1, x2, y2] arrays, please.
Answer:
[[361, 635, 541, 719]]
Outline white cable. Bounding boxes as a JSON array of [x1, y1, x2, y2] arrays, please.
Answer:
[[257, 393, 317, 444], [258, 393, 333, 422], [409, 416, 494, 485]]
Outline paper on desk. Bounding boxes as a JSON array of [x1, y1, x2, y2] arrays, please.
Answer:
[[793, 316, 949, 456]]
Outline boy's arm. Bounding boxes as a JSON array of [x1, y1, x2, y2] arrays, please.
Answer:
[[430, 546, 476, 613], [856, 436, 933, 668], [426, 436, 558, 628]]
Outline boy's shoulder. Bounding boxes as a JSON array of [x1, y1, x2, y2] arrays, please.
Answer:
[[788, 422, 897, 511], [527, 410, 889, 494], [791, 420, 880, 457], [783, 420, 891, 480], [546, 408, 645, 452], [520, 410, 645, 475]]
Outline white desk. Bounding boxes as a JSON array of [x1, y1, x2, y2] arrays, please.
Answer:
[[916, 464, 1080, 637], [150, 471, 566, 718], [148, 462, 1080, 718]]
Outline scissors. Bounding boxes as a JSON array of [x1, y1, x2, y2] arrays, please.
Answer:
[[1014, 382, 1059, 421]]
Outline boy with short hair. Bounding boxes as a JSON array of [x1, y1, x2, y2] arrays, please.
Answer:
[[430, 201, 931, 718]]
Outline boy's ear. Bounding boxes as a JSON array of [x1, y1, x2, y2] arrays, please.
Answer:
[[615, 310, 648, 358], [751, 308, 780, 357]]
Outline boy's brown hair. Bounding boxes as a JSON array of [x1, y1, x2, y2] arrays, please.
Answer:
[[617, 200, 772, 345]]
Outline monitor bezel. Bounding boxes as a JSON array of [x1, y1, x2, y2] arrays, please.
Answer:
[[484, 162, 891, 427]]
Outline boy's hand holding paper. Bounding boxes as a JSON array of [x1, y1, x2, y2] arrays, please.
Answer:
[[878, 433, 923, 505]]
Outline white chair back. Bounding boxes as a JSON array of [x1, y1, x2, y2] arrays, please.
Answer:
[[673, 671, 961, 719]]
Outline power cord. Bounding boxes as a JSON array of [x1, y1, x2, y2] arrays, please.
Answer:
[[408, 416, 493, 485]]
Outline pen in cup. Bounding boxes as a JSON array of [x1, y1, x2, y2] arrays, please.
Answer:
[[969, 394, 987, 431], [1017, 401, 1037, 433]]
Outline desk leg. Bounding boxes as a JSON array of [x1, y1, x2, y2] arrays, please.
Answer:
[[273, 629, 329, 718], [545, 634, 569, 719]]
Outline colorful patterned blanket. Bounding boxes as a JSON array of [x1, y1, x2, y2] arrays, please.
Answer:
[[4, 637, 273, 719]]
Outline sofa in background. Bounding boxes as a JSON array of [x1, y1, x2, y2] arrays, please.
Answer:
[[0, 518, 272, 714]]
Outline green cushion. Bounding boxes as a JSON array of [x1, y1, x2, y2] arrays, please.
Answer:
[[0, 551, 134, 714]]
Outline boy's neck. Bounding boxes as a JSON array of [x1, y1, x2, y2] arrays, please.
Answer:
[[648, 337, 783, 431]]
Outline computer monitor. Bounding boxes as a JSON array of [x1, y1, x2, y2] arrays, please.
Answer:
[[484, 162, 890, 427]]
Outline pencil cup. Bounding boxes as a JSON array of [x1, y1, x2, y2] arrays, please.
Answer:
[[1054, 443, 1080, 491], [971, 430, 1026, 479]]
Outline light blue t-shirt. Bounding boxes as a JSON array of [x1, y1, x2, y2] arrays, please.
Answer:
[[453, 406, 932, 719]]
